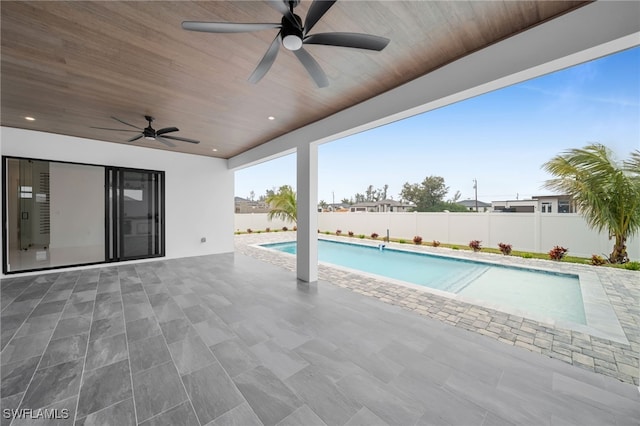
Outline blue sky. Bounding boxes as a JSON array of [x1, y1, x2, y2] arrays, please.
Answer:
[[236, 46, 640, 204]]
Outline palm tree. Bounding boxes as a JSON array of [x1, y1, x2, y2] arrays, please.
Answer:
[[266, 185, 297, 224], [542, 144, 640, 263]]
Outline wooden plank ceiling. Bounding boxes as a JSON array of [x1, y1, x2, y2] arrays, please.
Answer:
[[1, 1, 586, 159]]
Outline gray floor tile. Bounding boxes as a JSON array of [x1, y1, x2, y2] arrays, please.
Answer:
[[69, 290, 97, 305], [152, 300, 184, 323], [89, 311, 125, 342], [336, 372, 424, 426], [77, 358, 132, 418], [148, 292, 172, 308], [182, 362, 245, 425], [0, 326, 18, 352], [121, 283, 144, 295], [233, 366, 302, 426], [183, 304, 214, 324], [20, 359, 83, 410], [129, 334, 172, 374], [293, 339, 362, 382], [92, 301, 122, 321], [1, 312, 29, 334], [96, 281, 121, 295], [12, 395, 77, 426], [1, 355, 40, 398], [209, 402, 262, 426], [276, 405, 327, 426], [481, 411, 517, 426], [41, 288, 73, 303], [132, 361, 188, 423], [174, 293, 203, 309], [85, 333, 128, 371], [40, 333, 88, 369], [51, 316, 91, 340], [121, 291, 147, 306], [1, 392, 24, 426], [95, 291, 120, 305], [75, 398, 136, 426], [1, 329, 52, 365], [125, 316, 162, 344], [250, 339, 309, 381], [159, 317, 193, 344], [193, 316, 235, 347], [14, 312, 60, 338], [2, 299, 40, 317], [138, 401, 199, 426], [286, 366, 360, 425], [344, 407, 389, 426], [123, 302, 155, 323], [61, 301, 94, 320], [211, 339, 260, 378], [168, 329, 216, 375]]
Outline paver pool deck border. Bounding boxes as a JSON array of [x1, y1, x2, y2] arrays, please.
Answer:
[[236, 232, 640, 386]]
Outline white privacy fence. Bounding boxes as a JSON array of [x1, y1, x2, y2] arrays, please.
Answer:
[[235, 212, 640, 259]]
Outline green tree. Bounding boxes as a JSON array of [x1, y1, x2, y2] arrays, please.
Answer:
[[543, 144, 640, 263], [400, 176, 449, 211], [266, 185, 297, 224]]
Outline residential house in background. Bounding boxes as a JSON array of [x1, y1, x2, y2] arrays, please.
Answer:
[[350, 199, 414, 212], [235, 196, 270, 214], [456, 199, 492, 212], [492, 194, 576, 213]]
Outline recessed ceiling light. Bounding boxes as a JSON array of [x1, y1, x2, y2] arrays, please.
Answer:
[[267, 116, 275, 121], [25, 116, 35, 121], [212, 148, 218, 152]]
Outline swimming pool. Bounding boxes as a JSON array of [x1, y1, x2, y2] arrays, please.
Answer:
[[262, 239, 586, 325]]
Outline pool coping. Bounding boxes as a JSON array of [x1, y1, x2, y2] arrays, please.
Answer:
[[255, 237, 629, 345], [237, 232, 639, 386]]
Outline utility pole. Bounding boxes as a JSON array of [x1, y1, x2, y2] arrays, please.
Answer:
[[473, 178, 478, 212]]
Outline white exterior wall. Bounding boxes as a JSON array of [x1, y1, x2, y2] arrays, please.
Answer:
[[2, 127, 234, 277], [236, 212, 640, 259]]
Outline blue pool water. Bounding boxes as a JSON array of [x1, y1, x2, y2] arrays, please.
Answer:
[[263, 240, 586, 325]]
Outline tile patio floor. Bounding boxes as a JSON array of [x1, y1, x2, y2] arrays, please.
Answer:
[[1, 246, 639, 425]]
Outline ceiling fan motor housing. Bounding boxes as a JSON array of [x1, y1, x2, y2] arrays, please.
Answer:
[[143, 116, 156, 139], [281, 14, 303, 50]]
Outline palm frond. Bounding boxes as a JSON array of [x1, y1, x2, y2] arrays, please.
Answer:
[[542, 144, 640, 259]]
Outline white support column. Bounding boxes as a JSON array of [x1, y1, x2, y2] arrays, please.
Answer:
[[296, 142, 318, 282]]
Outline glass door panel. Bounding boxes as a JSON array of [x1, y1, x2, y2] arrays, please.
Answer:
[[121, 170, 160, 259]]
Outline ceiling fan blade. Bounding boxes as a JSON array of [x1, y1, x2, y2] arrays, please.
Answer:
[[91, 126, 140, 133], [248, 31, 281, 84], [127, 134, 143, 142], [304, 0, 337, 35], [182, 21, 280, 33], [267, 0, 300, 28], [156, 136, 177, 148], [111, 116, 142, 130], [304, 32, 390, 51], [293, 48, 328, 88], [162, 135, 200, 144], [156, 126, 179, 135]]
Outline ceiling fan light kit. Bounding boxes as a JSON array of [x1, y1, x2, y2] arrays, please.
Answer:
[[181, 0, 390, 88]]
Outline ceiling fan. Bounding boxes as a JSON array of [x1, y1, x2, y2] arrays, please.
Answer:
[[92, 116, 200, 147], [182, 0, 390, 88]]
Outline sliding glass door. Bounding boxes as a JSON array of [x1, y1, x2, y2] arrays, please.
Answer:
[[3, 157, 164, 274], [107, 168, 164, 261]]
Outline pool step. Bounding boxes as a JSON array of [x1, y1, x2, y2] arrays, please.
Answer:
[[442, 266, 491, 293]]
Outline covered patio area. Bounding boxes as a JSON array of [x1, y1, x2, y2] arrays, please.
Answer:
[[1, 251, 638, 426]]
